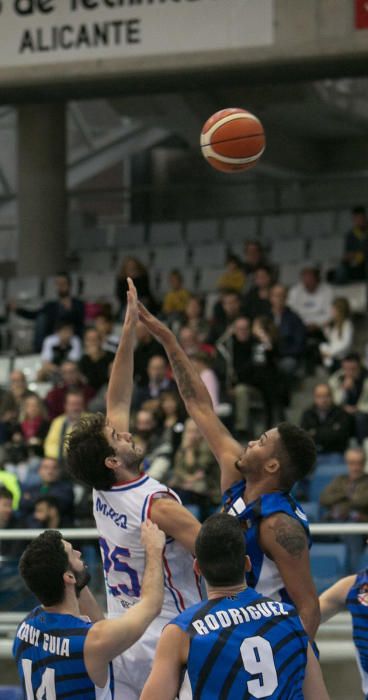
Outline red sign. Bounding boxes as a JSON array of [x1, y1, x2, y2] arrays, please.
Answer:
[[356, 0, 368, 28]]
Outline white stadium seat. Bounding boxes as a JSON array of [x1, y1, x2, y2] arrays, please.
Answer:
[[79, 250, 113, 272], [7, 276, 41, 302], [117, 248, 151, 267], [310, 235, 344, 263], [115, 224, 145, 249], [191, 243, 226, 268], [14, 354, 43, 383], [152, 246, 188, 270], [332, 283, 366, 314], [279, 263, 300, 287], [299, 211, 335, 239], [186, 219, 219, 244], [149, 221, 183, 246], [261, 214, 297, 241], [223, 216, 259, 243], [197, 268, 223, 293], [270, 238, 305, 265], [81, 273, 115, 301]]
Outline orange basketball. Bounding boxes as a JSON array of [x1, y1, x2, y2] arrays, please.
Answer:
[[200, 108, 265, 173]]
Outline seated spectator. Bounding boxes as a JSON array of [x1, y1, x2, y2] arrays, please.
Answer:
[[133, 408, 172, 482], [132, 355, 176, 412], [288, 263, 333, 373], [31, 495, 62, 529], [191, 352, 221, 412], [20, 394, 49, 456], [11, 272, 85, 352], [116, 256, 157, 315], [0, 460, 21, 510], [44, 389, 87, 461], [216, 254, 246, 294], [162, 269, 191, 319], [134, 321, 167, 387], [301, 383, 352, 455], [182, 295, 209, 344], [208, 290, 244, 343], [45, 360, 95, 420], [334, 206, 368, 284], [329, 353, 368, 443], [0, 370, 32, 424], [319, 297, 353, 372], [169, 418, 220, 519], [78, 327, 114, 392], [178, 326, 214, 358], [319, 447, 368, 568], [251, 315, 286, 424], [242, 240, 268, 286], [0, 486, 23, 558], [38, 321, 82, 381], [243, 265, 273, 320], [269, 283, 306, 375], [158, 391, 185, 453], [94, 311, 120, 354], [19, 456, 74, 526]]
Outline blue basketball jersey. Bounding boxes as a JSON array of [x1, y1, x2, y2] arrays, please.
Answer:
[[172, 587, 308, 699], [346, 570, 368, 699], [13, 606, 114, 699], [222, 483, 311, 603]]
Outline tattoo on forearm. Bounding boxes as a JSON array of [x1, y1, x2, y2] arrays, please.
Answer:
[[270, 515, 307, 558], [170, 352, 197, 401]]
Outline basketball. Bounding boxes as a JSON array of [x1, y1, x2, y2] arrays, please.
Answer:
[[200, 107, 265, 173]]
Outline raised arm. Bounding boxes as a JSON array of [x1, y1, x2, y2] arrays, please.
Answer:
[[106, 277, 138, 432], [84, 520, 165, 688], [138, 302, 242, 491], [259, 513, 320, 639], [319, 575, 355, 624], [303, 643, 331, 700], [140, 624, 188, 700]]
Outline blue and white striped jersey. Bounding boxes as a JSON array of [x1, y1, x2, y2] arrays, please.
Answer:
[[346, 569, 368, 699]]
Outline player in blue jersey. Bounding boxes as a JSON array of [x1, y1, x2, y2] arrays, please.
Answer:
[[320, 569, 368, 698], [137, 302, 320, 639], [13, 520, 165, 699], [141, 513, 329, 700]]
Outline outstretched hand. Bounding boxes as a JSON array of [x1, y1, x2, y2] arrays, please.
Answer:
[[125, 277, 138, 326], [141, 519, 166, 554], [137, 301, 171, 344]]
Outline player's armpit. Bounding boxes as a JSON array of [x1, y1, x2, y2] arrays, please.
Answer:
[[319, 575, 356, 624], [303, 643, 331, 700], [150, 497, 201, 553], [259, 513, 320, 639], [141, 624, 188, 700]]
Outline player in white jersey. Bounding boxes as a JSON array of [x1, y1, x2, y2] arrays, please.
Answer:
[[67, 278, 201, 699]]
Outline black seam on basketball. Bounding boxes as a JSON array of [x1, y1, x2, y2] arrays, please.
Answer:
[[201, 132, 264, 147]]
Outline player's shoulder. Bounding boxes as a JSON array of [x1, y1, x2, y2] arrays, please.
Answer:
[[258, 492, 309, 525], [170, 598, 212, 632]]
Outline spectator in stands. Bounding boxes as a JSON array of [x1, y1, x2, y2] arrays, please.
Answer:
[[162, 269, 191, 320], [132, 355, 176, 411], [242, 240, 267, 281], [178, 326, 213, 358], [243, 265, 273, 320], [94, 311, 120, 354], [133, 408, 172, 482], [329, 353, 368, 443], [19, 456, 74, 526], [12, 272, 85, 352], [335, 206, 368, 284], [251, 315, 285, 423], [134, 321, 166, 387], [45, 360, 94, 420], [116, 256, 157, 315], [0, 370, 31, 423], [216, 254, 246, 294], [20, 394, 49, 456], [44, 389, 87, 461], [182, 295, 210, 344], [158, 391, 185, 454], [0, 485, 23, 557], [319, 297, 353, 372], [191, 352, 220, 412], [208, 290, 244, 343], [301, 383, 352, 456], [31, 495, 62, 529], [38, 321, 82, 381], [288, 263, 333, 373], [78, 327, 114, 392], [269, 283, 306, 375], [169, 418, 220, 519]]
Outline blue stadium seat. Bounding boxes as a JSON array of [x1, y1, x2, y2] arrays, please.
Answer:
[[311, 543, 348, 593], [358, 546, 368, 571], [315, 453, 346, 470], [301, 502, 319, 523], [309, 473, 337, 503], [0, 688, 22, 699]]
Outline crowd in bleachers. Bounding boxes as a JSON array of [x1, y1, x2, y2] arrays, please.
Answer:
[[0, 205, 368, 591]]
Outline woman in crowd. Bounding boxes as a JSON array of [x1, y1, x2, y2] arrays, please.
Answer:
[[116, 256, 157, 315], [20, 394, 49, 455], [158, 391, 186, 454], [320, 297, 353, 372]]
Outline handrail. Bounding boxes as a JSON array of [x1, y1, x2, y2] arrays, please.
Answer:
[[1, 523, 368, 540]]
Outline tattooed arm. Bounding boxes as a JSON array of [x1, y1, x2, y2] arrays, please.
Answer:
[[138, 302, 242, 491], [259, 513, 320, 639]]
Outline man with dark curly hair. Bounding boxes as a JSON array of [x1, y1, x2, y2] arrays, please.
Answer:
[[66, 278, 201, 700]]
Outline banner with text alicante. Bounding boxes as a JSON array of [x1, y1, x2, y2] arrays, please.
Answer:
[[0, 0, 274, 67]]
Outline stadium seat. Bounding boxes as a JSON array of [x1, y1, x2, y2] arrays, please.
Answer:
[[149, 221, 182, 246], [261, 213, 297, 241], [0, 357, 11, 386], [311, 543, 348, 592], [14, 354, 43, 383], [191, 243, 226, 268], [309, 235, 344, 264], [152, 246, 188, 271], [197, 268, 223, 293], [79, 250, 113, 272], [302, 502, 319, 523], [358, 546, 368, 570], [81, 273, 115, 301], [309, 472, 339, 503], [0, 687, 22, 700], [223, 216, 258, 243], [299, 211, 335, 239], [315, 453, 346, 469], [186, 219, 219, 244], [332, 283, 366, 315], [270, 238, 305, 265], [279, 263, 300, 286], [6, 276, 41, 302], [117, 248, 151, 267], [115, 224, 146, 249], [336, 210, 351, 234]]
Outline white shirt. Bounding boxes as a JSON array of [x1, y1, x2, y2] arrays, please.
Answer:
[[319, 319, 354, 366], [287, 282, 333, 327], [41, 333, 82, 363]]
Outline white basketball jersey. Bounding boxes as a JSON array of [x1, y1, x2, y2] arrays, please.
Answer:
[[93, 474, 201, 618]]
